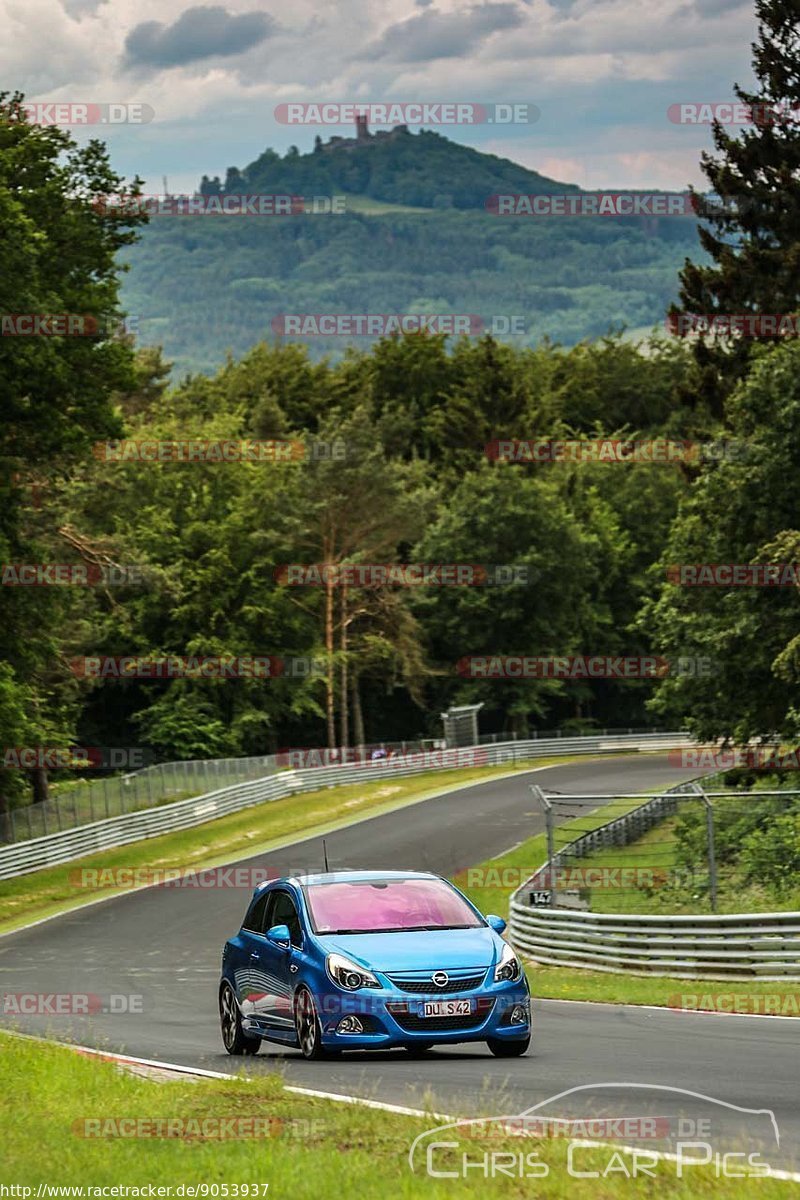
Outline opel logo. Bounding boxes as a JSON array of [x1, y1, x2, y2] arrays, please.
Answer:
[[432, 971, 449, 987]]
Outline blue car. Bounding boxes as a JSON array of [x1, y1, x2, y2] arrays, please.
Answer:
[[219, 870, 531, 1059]]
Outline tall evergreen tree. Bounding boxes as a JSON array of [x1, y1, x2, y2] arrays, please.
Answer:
[[674, 0, 800, 418]]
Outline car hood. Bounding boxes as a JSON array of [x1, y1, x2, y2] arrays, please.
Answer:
[[315, 927, 499, 973]]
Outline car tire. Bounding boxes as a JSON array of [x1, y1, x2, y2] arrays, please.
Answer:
[[294, 986, 328, 1060], [219, 982, 261, 1056], [486, 1035, 530, 1058]]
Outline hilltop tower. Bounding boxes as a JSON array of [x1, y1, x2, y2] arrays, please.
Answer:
[[355, 113, 369, 141]]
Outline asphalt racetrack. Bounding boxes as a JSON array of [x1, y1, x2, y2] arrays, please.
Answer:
[[2, 754, 798, 1172]]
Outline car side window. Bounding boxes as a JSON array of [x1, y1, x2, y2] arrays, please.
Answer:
[[268, 889, 303, 947], [242, 890, 270, 933]]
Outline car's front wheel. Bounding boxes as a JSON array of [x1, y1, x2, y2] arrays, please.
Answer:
[[219, 982, 260, 1056], [294, 986, 328, 1060], [486, 1035, 530, 1058]]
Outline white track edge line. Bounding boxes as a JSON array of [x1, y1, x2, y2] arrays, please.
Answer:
[[5, 1031, 797, 1183]]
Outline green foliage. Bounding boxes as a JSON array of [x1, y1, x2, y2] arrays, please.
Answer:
[[645, 342, 800, 741], [122, 208, 700, 377], [741, 810, 800, 892], [675, 0, 800, 416]]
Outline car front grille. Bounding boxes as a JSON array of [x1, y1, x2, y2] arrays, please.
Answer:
[[386, 970, 487, 994], [387, 998, 494, 1032]]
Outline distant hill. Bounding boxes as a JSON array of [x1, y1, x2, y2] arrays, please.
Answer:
[[121, 127, 703, 375], [199, 124, 582, 211]]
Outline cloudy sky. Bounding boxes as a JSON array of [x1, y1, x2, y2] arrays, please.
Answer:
[[2, 0, 759, 192]]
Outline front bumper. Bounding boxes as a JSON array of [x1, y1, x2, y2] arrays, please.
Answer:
[[315, 981, 531, 1048]]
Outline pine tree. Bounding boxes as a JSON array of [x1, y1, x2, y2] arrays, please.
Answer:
[[674, 0, 800, 418]]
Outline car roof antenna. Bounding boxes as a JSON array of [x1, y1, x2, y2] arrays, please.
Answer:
[[322, 838, 330, 872]]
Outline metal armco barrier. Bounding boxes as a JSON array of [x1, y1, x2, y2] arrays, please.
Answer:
[[509, 781, 800, 981], [0, 732, 691, 880], [508, 904, 800, 981]]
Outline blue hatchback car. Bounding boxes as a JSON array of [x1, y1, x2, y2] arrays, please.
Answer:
[[219, 870, 531, 1059]]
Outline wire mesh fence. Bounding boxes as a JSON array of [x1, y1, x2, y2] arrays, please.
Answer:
[[0, 726, 674, 845], [527, 785, 800, 915], [0, 755, 279, 845]]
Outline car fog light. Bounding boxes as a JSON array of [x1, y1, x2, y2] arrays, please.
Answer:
[[337, 1015, 364, 1034], [510, 1005, 527, 1025]]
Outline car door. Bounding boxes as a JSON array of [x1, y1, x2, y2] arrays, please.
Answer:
[[234, 889, 273, 1023], [256, 888, 304, 1029]]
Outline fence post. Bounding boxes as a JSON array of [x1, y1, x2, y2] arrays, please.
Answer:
[[530, 784, 555, 906], [693, 783, 718, 914]]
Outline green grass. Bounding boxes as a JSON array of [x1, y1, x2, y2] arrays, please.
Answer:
[[526, 964, 800, 1012], [1, 1032, 791, 1196], [559, 810, 800, 916], [453, 796, 800, 1012], [0, 755, 577, 937]]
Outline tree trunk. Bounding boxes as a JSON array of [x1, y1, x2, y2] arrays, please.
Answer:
[[339, 582, 349, 748], [325, 566, 335, 749], [30, 767, 49, 805], [351, 673, 365, 748], [0, 793, 11, 844]]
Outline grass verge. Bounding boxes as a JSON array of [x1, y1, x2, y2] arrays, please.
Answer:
[[453, 810, 800, 1013], [1, 1032, 790, 1196], [558, 809, 800, 916], [0, 756, 576, 937]]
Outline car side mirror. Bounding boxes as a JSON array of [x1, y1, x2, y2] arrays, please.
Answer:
[[486, 914, 507, 934], [266, 923, 291, 948]]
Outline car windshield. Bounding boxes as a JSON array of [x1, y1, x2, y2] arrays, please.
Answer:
[[304, 877, 483, 934]]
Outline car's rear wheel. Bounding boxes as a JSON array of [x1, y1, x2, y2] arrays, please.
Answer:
[[219, 982, 260, 1056], [486, 1035, 530, 1057], [294, 986, 327, 1060]]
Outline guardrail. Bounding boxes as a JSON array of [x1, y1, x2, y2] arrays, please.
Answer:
[[0, 731, 691, 880], [508, 781, 800, 981], [508, 905, 800, 981]]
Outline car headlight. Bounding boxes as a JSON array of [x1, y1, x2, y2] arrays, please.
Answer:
[[326, 952, 380, 990], [494, 941, 521, 983]]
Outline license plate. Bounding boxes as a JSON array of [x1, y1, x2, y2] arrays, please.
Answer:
[[420, 999, 473, 1018]]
